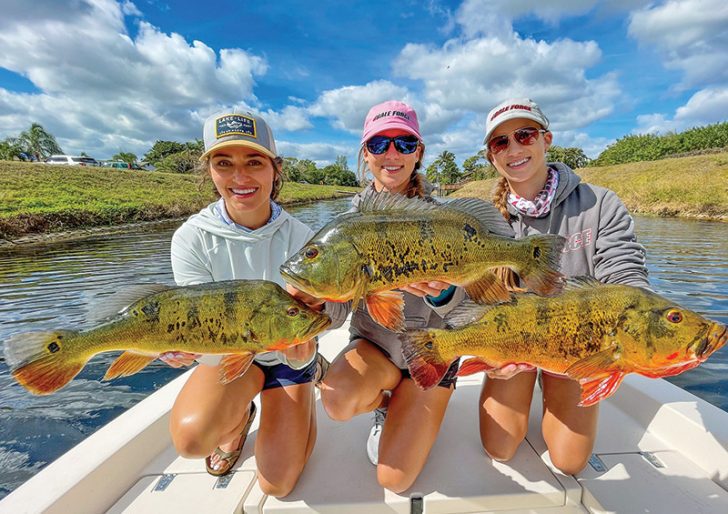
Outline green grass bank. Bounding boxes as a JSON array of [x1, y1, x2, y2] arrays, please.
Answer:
[[451, 151, 728, 221], [0, 162, 360, 241]]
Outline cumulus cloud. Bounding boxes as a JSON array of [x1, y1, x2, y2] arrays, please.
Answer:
[[635, 86, 728, 134], [628, 0, 728, 88], [307, 80, 412, 133], [0, 0, 267, 158], [262, 106, 313, 133]]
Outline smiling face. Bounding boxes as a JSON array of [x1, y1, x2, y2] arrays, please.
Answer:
[[208, 145, 276, 229], [363, 129, 422, 195], [487, 118, 552, 200]]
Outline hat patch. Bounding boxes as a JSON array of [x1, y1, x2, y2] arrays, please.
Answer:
[[490, 104, 532, 121], [215, 114, 256, 139], [372, 110, 411, 122]]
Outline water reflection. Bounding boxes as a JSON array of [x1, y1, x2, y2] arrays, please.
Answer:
[[0, 201, 726, 499]]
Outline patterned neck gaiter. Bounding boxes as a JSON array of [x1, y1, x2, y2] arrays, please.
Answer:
[[507, 167, 559, 218]]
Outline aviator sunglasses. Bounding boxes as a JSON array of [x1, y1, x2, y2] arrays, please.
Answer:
[[487, 127, 547, 155], [365, 135, 420, 155]]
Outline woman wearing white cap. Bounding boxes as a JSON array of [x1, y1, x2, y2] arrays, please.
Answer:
[[161, 111, 347, 496], [319, 100, 465, 493], [479, 99, 649, 474]]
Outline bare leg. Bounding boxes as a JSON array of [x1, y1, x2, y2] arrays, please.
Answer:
[[256, 382, 317, 497], [170, 363, 264, 464], [320, 338, 402, 421], [541, 374, 599, 475], [377, 379, 453, 493], [478, 371, 537, 461]]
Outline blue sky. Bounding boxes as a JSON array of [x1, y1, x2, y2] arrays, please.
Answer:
[[1, 0, 726, 165]]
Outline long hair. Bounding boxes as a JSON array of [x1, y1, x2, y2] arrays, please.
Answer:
[[356, 142, 428, 199]]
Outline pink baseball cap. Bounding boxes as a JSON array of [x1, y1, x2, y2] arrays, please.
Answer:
[[361, 100, 422, 144]]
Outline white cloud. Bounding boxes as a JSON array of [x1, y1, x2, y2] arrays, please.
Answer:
[[307, 80, 412, 133], [635, 86, 728, 134], [262, 106, 313, 133], [0, 0, 267, 158], [628, 0, 728, 88]]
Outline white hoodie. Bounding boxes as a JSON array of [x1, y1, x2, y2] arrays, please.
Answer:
[[170, 201, 315, 366]]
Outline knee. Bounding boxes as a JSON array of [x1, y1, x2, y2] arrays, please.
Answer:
[[320, 388, 356, 421], [377, 466, 415, 494], [481, 438, 521, 462], [259, 478, 297, 498], [480, 421, 528, 462], [257, 467, 304, 498], [549, 450, 590, 475], [170, 420, 215, 458]]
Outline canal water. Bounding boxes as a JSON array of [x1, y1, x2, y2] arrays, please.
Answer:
[[0, 197, 726, 499]]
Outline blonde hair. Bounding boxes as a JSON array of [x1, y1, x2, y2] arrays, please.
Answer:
[[198, 154, 284, 200], [356, 142, 428, 198]]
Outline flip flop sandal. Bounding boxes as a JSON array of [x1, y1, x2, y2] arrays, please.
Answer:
[[205, 402, 257, 477]]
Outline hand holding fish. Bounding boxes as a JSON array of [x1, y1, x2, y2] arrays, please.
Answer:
[[286, 284, 325, 311], [399, 281, 452, 298], [158, 351, 202, 368], [485, 363, 536, 380]]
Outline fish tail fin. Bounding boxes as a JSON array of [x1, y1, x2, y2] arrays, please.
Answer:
[[400, 330, 455, 390], [3, 330, 88, 395], [517, 234, 566, 296]]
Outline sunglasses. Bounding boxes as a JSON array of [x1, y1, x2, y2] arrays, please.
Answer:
[[365, 135, 420, 155], [487, 127, 547, 155]]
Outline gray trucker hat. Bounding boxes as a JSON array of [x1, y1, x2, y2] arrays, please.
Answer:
[[200, 111, 278, 160]]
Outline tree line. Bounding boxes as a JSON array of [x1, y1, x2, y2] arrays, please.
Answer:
[[4, 121, 727, 185]]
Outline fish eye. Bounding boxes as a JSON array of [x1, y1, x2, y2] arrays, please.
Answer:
[[304, 247, 319, 259], [287, 307, 300, 316], [666, 310, 683, 323]]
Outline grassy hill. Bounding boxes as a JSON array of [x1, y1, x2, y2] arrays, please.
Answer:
[[451, 151, 728, 221], [0, 161, 359, 240]]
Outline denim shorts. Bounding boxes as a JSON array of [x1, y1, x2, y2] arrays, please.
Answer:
[[253, 358, 317, 390]]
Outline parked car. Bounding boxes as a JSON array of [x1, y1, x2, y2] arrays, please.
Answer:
[[45, 155, 100, 166], [103, 160, 144, 170]]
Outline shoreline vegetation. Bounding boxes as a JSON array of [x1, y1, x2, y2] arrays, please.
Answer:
[[2, 150, 727, 247], [0, 162, 359, 247], [452, 150, 728, 222]]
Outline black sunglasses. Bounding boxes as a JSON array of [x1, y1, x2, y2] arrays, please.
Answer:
[[487, 127, 547, 155], [365, 135, 420, 155]]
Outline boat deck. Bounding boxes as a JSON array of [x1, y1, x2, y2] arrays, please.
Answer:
[[2, 323, 728, 513]]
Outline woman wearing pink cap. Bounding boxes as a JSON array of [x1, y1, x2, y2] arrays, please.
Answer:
[[479, 99, 648, 474], [319, 101, 464, 493]]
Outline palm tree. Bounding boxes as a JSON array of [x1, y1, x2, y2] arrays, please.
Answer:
[[17, 123, 63, 161]]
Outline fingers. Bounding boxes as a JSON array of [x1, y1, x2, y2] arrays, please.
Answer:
[[158, 351, 201, 368], [400, 281, 451, 297], [286, 284, 325, 311], [487, 363, 536, 380]]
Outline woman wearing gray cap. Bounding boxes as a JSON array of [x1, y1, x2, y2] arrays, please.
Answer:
[[479, 98, 649, 474], [160, 111, 346, 496]]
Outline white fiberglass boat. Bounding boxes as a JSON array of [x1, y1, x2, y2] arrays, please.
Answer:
[[1, 320, 727, 514]]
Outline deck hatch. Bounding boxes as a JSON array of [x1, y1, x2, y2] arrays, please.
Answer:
[[152, 473, 176, 492], [214, 473, 235, 489], [588, 454, 608, 472]]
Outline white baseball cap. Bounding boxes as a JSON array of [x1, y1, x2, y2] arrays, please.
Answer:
[[483, 98, 549, 144]]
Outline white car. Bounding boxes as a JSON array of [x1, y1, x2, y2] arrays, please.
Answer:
[[45, 155, 99, 166]]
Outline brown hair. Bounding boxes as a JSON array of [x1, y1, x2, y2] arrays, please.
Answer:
[[490, 175, 526, 291], [198, 154, 284, 200], [356, 142, 428, 198]]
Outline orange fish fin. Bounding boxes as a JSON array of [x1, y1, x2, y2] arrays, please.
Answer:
[[564, 346, 621, 381], [104, 351, 158, 380], [218, 352, 256, 384], [457, 357, 496, 377], [4, 330, 88, 395], [463, 272, 511, 304], [577, 372, 626, 406], [639, 361, 700, 379], [516, 234, 566, 296], [399, 330, 455, 390], [366, 290, 405, 332], [350, 272, 371, 314]]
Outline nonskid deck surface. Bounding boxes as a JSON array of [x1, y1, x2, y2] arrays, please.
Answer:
[[2, 324, 728, 513]]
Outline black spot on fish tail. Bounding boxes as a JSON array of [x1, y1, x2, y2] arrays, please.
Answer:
[[141, 301, 161, 323], [48, 342, 60, 353], [224, 291, 237, 319], [533, 246, 541, 259]]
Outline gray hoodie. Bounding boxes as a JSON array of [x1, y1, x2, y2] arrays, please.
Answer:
[[510, 163, 649, 287]]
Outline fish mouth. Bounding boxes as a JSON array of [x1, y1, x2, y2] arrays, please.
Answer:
[[698, 322, 728, 360], [309, 313, 332, 337], [279, 265, 309, 289]]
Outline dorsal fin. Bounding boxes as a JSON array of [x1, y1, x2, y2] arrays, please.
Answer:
[[446, 198, 515, 238], [358, 190, 440, 214], [443, 300, 493, 329], [564, 276, 602, 292], [89, 283, 174, 322]]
